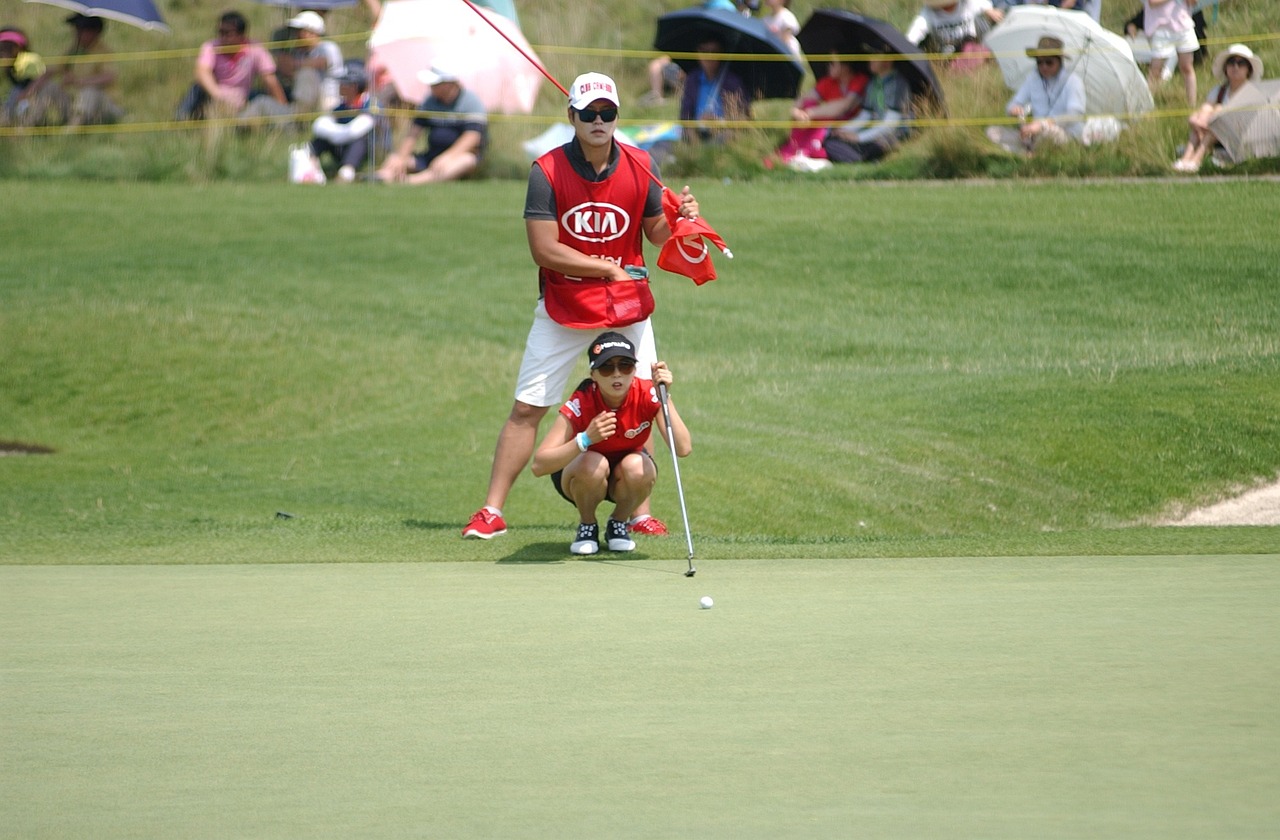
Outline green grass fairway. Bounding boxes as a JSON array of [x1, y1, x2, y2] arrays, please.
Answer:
[[3, 556, 1277, 838]]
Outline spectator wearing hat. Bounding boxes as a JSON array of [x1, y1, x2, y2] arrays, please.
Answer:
[[177, 11, 287, 122], [532, 333, 692, 555], [46, 14, 122, 126], [905, 0, 1003, 55], [286, 11, 343, 114], [375, 64, 487, 184], [310, 63, 377, 183], [460, 71, 701, 542], [1174, 43, 1263, 173], [1, 27, 57, 126], [984, 35, 1086, 154]]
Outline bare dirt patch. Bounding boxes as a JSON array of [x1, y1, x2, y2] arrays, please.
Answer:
[[1162, 478, 1280, 526]]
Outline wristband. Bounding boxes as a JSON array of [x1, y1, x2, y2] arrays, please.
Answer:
[[576, 432, 590, 452]]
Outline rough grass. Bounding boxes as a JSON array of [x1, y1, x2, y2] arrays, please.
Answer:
[[3, 179, 1278, 564], [1, 0, 1276, 181]]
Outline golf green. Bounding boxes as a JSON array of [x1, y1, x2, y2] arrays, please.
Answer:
[[3, 556, 1277, 838]]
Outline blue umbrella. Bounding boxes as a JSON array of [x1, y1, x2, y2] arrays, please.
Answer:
[[654, 6, 805, 101], [23, 0, 168, 32]]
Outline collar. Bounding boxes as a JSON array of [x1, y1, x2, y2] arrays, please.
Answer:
[[565, 136, 620, 182]]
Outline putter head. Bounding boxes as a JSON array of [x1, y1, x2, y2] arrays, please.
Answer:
[[684, 568, 696, 577]]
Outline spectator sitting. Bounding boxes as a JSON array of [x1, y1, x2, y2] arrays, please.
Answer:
[[44, 15, 122, 126], [375, 63, 486, 184], [679, 37, 750, 142], [905, 0, 1003, 55], [310, 63, 377, 183], [984, 35, 1086, 154], [286, 11, 343, 114], [641, 0, 739, 106], [818, 51, 915, 166], [1173, 43, 1262, 173], [176, 11, 288, 122], [775, 54, 869, 165], [1, 27, 58, 127]]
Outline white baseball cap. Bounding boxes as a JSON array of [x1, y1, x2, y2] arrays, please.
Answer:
[[287, 11, 325, 34], [568, 72, 621, 110], [419, 64, 461, 86]]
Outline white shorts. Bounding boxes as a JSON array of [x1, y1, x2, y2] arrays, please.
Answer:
[[513, 300, 658, 407], [1148, 26, 1199, 61]]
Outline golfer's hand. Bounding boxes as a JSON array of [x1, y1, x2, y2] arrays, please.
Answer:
[[651, 361, 673, 389], [678, 185, 699, 220], [589, 411, 617, 443]]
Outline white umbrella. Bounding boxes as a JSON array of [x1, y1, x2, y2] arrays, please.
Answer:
[[369, 0, 543, 114], [983, 5, 1154, 118], [1209, 79, 1280, 164]]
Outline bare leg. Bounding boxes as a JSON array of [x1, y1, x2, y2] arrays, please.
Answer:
[[404, 149, 479, 184], [1147, 58, 1166, 91], [609, 453, 657, 523], [564, 454, 609, 524], [483, 401, 549, 511], [1177, 52, 1197, 108]]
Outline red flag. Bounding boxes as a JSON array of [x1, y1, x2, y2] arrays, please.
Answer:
[[657, 188, 731, 286]]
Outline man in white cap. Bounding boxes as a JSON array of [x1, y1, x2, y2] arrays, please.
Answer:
[[462, 71, 700, 542], [286, 10, 343, 113], [376, 63, 486, 184]]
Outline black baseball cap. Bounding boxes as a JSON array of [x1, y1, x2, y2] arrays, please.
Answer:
[[588, 332, 636, 369]]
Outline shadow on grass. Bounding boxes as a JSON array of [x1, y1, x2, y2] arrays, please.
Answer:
[[496, 542, 569, 564], [403, 519, 459, 532]]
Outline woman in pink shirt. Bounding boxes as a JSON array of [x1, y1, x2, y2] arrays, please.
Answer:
[[1141, 0, 1198, 107]]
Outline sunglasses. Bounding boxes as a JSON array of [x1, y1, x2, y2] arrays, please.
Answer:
[[595, 359, 636, 376], [572, 106, 619, 123], [1225, 57, 1250, 68], [1036, 57, 1060, 66]]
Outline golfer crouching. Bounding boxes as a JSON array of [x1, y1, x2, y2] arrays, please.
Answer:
[[531, 332, 692, 555]]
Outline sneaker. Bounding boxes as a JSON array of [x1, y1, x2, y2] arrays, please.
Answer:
[[788, 153, 832, 173], [571, 522, 600, 555], [606, 519, 635, 552], [462, 508, 506, 539], [629, 515, 668, 537]]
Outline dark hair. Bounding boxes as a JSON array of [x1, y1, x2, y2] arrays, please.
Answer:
[[219, 11, 248, 35], [69, 14, 105, 33]]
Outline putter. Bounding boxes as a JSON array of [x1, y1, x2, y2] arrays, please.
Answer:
[[657, 382, 696, 576]]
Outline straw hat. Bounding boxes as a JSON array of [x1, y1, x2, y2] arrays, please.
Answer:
[[1211, 43, 1263, 81], [1026, 36, 1068, 60]]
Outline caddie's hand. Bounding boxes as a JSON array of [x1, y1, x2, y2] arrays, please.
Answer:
[[602, 262, 632, 283], [590, 411, 617, 442], [651, 361, 673, 389], [678, 185, 699, 220]]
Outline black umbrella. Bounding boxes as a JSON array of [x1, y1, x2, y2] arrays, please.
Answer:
[[654, 6, 805, 101], [797, 9, 945, 110]]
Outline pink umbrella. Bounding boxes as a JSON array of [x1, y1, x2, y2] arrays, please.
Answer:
[[369, 0, 543, 113]]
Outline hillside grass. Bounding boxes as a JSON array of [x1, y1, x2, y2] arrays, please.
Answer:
[[2, 178, 1278, 564], [2, 0, 1278, 181]]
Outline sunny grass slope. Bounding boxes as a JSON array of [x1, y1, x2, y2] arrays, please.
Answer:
[[2, 179, 1278, 563]]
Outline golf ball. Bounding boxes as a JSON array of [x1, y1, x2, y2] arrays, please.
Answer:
[[699, 596, 714, 610]]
